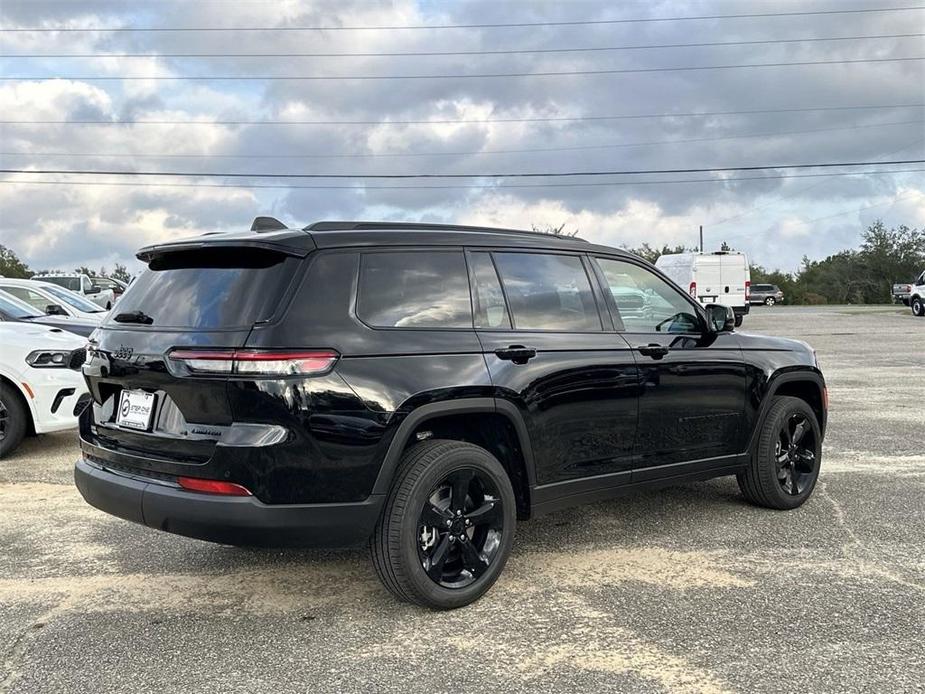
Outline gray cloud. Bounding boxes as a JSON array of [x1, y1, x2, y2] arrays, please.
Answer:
[[0, 0, 923, 273]]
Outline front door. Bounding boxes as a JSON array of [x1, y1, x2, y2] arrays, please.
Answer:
[[468, 250, 639, 488], [592, 256, 747, 480]]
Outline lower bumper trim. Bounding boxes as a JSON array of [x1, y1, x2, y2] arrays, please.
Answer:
[[74, 458, 383, 548]]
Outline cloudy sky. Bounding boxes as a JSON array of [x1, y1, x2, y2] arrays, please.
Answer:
[[1, 0, 923, 276]]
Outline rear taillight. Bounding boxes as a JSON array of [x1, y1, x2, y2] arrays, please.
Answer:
[[745, 280, 751, 300], [168, 349, 338, 376], [177, 476, 252, 496], [689, 281, 697, 298]]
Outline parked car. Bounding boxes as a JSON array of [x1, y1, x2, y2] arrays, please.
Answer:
[[909, 270, 925, 317], [90, 276, 129, 302], [75, 219, 826, 609], [750, 284, 785, 306], [0, 278, 107, 321], [892, 280, 914, 305], [655, 251, 751, 326], [0, 322, 89, 457], [0, 290, 98, 338], [33, 273, 116, 309]]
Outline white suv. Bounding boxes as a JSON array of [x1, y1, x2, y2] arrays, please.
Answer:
[[0, 322, 89, 456], [34, 273, 116, 309]]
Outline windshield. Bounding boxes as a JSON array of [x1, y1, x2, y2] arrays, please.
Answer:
[[43, 284, 105, 313], [0, 291, 42, 319]]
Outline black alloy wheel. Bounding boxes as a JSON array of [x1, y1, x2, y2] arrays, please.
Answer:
[[371, 439, 516, 609], [418, 468, 504, 588], [737, 395, 822, 510], [774, 413, 817, 496]]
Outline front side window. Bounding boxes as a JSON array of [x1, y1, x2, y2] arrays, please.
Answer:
[[596, 258, 701, 333], [492, 252, 600, 331], [358, 251, 472, 328]]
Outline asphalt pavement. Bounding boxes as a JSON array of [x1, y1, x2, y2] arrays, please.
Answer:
[[1, 305, 923, 693]]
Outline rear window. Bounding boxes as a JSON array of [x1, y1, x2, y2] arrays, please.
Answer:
[[43, 276, 82, 292], [358, 251, 472, 328], [108, 247, 298, 329]]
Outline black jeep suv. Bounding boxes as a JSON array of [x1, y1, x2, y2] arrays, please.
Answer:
[[75, 219, 827, 609]]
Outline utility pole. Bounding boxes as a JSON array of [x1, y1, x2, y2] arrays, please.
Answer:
[[699, 225, 704, 253]]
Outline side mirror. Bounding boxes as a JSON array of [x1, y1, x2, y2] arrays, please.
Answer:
[[704, 303, 735, 332], [45, 303, 67, 316], [85, 286, 101, 295]]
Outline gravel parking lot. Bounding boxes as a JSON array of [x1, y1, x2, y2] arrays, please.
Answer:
[[1, 305, 923, 694]]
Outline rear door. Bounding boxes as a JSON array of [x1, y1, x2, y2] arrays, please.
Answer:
[[720, 254, 748, 308], [470, 249, 639, 489], [592, 256, 747, 478], [82, 245, 305, 469], [693, 255, 723, 306]]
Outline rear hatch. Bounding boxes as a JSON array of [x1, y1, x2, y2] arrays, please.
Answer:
[[82, 242, 308, 474]]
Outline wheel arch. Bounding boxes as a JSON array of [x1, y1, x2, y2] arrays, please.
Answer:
[[371, 399, 536, 519], [748, 370, 826, 452]]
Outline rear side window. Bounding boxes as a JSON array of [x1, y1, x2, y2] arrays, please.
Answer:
[[492, 252, 601, 331], [469, 252, 511, 329], [358, 251, 472, 328], [109, 247, 298, 329]]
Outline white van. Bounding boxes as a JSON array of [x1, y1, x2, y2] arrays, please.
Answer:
[[655, 251, 751, 327]]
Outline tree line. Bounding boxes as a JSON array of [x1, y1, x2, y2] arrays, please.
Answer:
[[0, 247, 132, 284], [625, 221, 924, 305]]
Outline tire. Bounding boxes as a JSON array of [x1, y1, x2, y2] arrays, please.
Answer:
[[737, 396, 822, 510], [764, 297, 776, 306], [0, 383, 28, 458], [912, 296, 925, 317], [370, 439, 517, 609], [734, 314, 743, 328]]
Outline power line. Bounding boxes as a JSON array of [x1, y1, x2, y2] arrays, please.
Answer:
[[4, 32, 922, 58], [2, 169, 922, 191], [3, 160, 922, 180], [710, 137, 925, 230], [4, 103, 921, 126], [5, 55, 922, 80], [3, 5, 922, 31], [3, 120, 922, 161]]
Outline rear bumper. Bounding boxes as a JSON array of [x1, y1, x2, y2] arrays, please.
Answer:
[[733, 304, 750, 317], [74, 457, 384, 548]]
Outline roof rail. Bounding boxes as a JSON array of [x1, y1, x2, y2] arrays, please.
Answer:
[[251, 216, 288, 232], [304, 220, 586, 241]]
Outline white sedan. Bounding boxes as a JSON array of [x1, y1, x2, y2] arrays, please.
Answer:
[[0, 322, 89, 457]]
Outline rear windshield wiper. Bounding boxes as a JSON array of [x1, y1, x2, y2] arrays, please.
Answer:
[[113, 310, 154, 325]]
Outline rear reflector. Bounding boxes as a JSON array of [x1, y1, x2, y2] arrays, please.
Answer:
[[177, 476, 252, 496], [168, 349, 338, 376]]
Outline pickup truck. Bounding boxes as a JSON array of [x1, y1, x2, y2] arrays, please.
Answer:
[[892, 281, 914, 305], [908, 271, 925, 317]]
